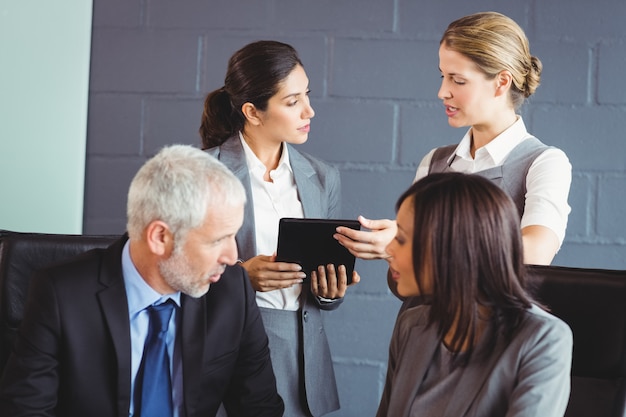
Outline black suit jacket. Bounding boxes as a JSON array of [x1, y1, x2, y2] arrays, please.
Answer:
[[0, 237, 284, 417]]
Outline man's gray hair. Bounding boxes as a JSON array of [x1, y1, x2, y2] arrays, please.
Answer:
[[126, 144, 246, 241]]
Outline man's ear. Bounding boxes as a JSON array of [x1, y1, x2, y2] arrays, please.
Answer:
[[241, 102, 262, 126], [145, 220, 173, 256], [494, 70, 513, 97]]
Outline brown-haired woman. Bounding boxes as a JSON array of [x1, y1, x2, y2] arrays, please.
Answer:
[[377, 172, 572, 417], [201, 40, 359, 417]]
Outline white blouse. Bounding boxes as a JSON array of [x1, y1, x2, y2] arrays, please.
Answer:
[[239, 133, 304, 310]]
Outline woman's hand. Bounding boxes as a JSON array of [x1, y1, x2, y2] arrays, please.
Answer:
[[310, 264, 361, 299], [334, 215, 397, 260], [241, 254, 306, 292]]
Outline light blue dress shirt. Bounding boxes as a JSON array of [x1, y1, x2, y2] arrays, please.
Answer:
[[121, 241, 183, 417]]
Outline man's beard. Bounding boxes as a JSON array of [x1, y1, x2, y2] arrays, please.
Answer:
[[158, 246, 217, 298]]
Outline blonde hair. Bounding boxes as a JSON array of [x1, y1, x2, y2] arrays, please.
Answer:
[[441, 11, 542, 110]]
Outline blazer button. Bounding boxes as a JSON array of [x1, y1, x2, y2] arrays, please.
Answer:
[[303, 310, 309, 322]]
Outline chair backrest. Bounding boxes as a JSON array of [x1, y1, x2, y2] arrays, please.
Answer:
[[0, 230, 118, 372], [527, 264, 626, 417]]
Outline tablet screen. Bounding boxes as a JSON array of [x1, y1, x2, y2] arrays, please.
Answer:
[[276, 218, 360, 284]]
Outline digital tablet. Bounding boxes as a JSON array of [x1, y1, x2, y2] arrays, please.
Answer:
[[276, 218, 361, 284]]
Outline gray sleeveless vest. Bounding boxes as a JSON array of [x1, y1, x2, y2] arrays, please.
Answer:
[[428, 137, 550, 219]]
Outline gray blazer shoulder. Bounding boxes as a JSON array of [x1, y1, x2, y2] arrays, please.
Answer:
[[378, 304, 572, 417]]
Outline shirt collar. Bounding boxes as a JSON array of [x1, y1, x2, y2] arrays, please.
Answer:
[[450, 117, 530, 165], [238, 131, 293, 177], [122, 240, 181, 318]]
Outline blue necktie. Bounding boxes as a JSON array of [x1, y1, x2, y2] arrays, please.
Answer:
[[137, 300, 175, 417]]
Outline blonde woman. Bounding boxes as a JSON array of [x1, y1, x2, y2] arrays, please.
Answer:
[[336, 12, 571, 269]]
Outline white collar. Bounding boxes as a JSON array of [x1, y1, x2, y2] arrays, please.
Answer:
[[238, 132, 293, 176], [450, 117, 532, 165]]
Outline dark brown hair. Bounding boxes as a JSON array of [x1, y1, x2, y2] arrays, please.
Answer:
[[199, 40, 303, 149], [396, 172, 533, 363]]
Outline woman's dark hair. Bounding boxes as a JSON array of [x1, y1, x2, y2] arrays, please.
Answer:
[[199, 40, 302, 149], [396, 172, 533, 363]]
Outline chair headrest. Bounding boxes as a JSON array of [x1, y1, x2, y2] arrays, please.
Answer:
[[527, 264, 626, 378], [0, 231, 119, 327]]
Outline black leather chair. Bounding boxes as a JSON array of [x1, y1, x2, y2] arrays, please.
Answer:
[[527, 265, 626, 417], [0, 230, 118, 372]]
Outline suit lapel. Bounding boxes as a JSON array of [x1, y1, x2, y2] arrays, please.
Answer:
[[96, 237, 133, 413], [217, 137, 258, 260], [443, 326, 507, 417], [289, 145, 322, 218], [180, 295, 205, 414], [390, 324, 441, 417]]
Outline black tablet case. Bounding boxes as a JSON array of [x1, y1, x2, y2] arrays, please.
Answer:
[[276, 218, 360, 283]]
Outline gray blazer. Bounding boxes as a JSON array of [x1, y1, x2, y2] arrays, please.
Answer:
[[205, 135, 343, 416], [377, 304, 573, 417]]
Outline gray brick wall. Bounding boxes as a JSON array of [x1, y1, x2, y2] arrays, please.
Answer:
[[85, 1, 626, 415]]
